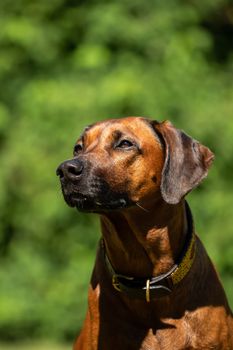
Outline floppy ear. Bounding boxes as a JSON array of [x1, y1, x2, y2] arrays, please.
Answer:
[[154, 121, 214, 204]]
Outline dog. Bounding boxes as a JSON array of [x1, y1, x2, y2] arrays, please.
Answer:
[[57, 117, 233, 349]]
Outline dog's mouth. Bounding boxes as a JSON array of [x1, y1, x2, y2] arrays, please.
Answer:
[[64, 192, 94, 211], [61, 187, 132, 213]]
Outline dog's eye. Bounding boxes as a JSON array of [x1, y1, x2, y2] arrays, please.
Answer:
[[117, 140, 134, 149], [74, 144, 83, 155]]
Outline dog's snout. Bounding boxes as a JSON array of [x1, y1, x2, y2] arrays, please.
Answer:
[[56, 159, 84, 180]]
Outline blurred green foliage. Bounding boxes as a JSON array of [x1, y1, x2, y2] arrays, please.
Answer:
[[0, 342, 69, 350], [0, 0, 232, 344]]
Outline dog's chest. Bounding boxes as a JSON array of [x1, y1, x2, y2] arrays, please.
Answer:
[[140, 313, 231, 350], [140, 324, 193, 350]]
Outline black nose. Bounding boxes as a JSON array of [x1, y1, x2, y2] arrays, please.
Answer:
[[56, 159, 84, 180]]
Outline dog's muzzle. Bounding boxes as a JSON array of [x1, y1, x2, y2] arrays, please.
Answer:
[[56, 158, 133, 212]]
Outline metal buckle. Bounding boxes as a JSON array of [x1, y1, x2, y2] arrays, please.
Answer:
[[112, 274, 134, 292], [112, 275, 122, 292], [146, 279, 150, 303]]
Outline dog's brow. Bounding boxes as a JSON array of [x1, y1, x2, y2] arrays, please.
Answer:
[[85, 124, 94, 132], [142, 119, 163, 148], [112, 130, 123, 139], [80, 124, 94, 139]]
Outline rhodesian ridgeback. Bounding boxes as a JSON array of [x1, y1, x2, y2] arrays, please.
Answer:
[[57, 117, 233, 349]]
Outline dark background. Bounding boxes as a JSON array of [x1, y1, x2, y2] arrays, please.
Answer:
[[0, 0, 232, 348]]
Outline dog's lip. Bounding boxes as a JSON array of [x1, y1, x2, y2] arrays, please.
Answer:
[[64, 192, 88, 206], [68, 193, 133, 212], [61, 185, 134, 211], [66, 192, 101, 207], [72, 195, 102, 212]]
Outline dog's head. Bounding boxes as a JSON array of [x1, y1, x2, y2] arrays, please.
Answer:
[[56, 117, 214, 212]]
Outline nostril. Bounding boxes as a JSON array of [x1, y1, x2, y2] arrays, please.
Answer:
[[67, 163, 83, 176], [56, 166, 64, 178], [56, 159, 84, 180]]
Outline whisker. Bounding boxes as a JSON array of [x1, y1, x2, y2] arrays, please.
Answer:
[[136, 202, 150, 213]]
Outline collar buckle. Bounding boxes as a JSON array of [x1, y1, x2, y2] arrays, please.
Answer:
[[112, 275, 121, 292], [112, 274, 134, 292], [146, 279, 150, 303]]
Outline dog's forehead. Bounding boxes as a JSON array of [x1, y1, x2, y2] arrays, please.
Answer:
[[80, 117, 159, 144]]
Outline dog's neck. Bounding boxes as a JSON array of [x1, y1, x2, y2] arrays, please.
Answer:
[[100, 199, 188, 278]]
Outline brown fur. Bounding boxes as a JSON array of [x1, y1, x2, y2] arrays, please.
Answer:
[[57, 117, 233, 349]]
